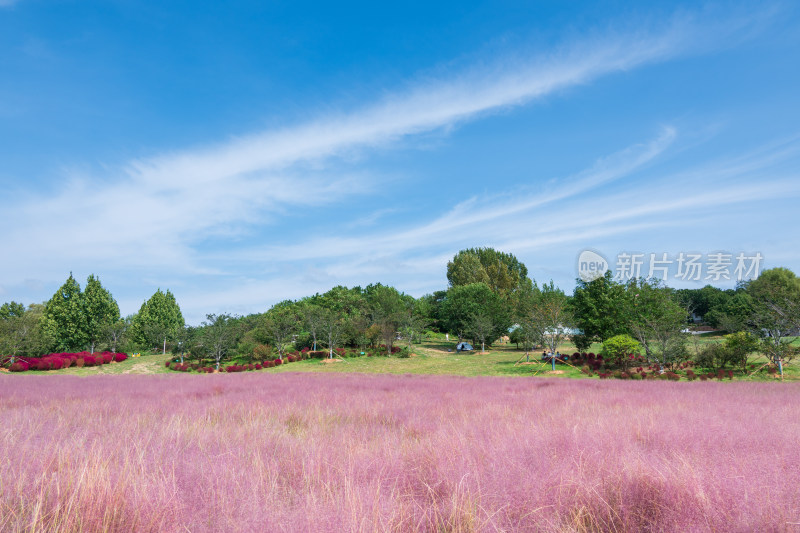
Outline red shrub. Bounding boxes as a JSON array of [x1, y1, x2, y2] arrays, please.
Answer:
[[114, 353, 127, 362], [102, 353, 113, 364], [75, 358, 85, 367], [10, 362, 29, 372], [255, 364, 262, 370]]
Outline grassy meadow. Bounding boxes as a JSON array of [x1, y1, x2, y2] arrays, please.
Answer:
[[12, 333, 797, 381], [2, 373, 799, 532]]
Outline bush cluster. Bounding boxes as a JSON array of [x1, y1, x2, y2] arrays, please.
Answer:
[[3, 351, 128, 372]]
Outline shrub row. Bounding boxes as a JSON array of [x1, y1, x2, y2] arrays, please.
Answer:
[[4, 351, 128, 372]]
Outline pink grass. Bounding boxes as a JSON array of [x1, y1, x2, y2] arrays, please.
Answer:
[[1, 374, 799, 532]]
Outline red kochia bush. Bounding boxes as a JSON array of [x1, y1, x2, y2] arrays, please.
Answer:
[[114, 353, 127, 362], [275, 359, 283, 366], [10, 362, 29, 372]]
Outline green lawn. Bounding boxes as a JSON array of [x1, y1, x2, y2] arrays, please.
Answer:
[[6, 334, 798, 381]]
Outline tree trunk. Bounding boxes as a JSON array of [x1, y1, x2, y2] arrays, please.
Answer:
[[163, 337, 167, 354]]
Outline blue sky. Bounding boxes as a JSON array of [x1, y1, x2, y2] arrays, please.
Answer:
[[2, 1, 800, 324]]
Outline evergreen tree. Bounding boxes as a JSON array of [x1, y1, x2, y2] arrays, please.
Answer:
[[84, 274, 120, 353], [43, 273, 88, 351], [132, 289, 185, 353]]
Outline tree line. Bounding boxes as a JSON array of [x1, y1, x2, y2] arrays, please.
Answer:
[[2, 249, 799, 374]]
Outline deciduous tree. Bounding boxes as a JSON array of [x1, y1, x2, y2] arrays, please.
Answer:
[[746, 267, 800, 377], [447, 248, 530, 300], [201, 313, 242, 370]]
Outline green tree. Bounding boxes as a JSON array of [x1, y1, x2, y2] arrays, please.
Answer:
[[570, 271, 629, 344], [468, 310, 495, 352], [705, 290, 754, 333], [746, 267, 800, 377], [447, 248, 531, 300], [0, 301, 25, 320], [201, 313, 242, 370], [624, 278, 689, 370], [602, 334, 641, 371], [318, 308, 346, 358], [132, 289, 185, 353], [104, 316, 130, 353], [418, 290, 447, 332], [441, 282, 509, 344], [299, 302, 326, 351], [525, 281, 572, 356], [259, 303, 298, 360], [43, 273, 88, 351], [365, 283, 408, 354], [84, 274, 120, 353], [676, 285, 732, 323], [0, 304, 52, 362], [401, 299, 430, 350]]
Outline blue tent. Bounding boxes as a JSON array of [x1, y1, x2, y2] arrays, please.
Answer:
[[456, 342, 473, 352]]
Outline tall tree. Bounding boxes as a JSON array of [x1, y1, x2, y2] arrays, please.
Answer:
[[43, 273, 88, 351], [526, 281, 572, 356], [201, 313, 242, 370], [259, 303, 298, 360], [441, 282, 509, 343], [570, 270, 629, 344], [132, 289, 185, 353], [318, 308, 346, 359], [300, 303, 326, 351], [447, 248, 531, 300], [401, 299, 430, 350], [365, 283, 407, 354], [469, 310, 495, 353], [624, 278, 689, 370], [746, 267, 800, 377], [84, 274, 120, 353]]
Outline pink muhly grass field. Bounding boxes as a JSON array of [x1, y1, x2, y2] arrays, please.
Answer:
[[1, 374, 799, 532]]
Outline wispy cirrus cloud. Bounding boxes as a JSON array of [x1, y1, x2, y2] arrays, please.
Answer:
[[0, 5, 784, 320], [184, 130, 800, 321]]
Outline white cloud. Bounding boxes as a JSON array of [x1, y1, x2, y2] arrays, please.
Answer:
[[0, 5, 785, 321]]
